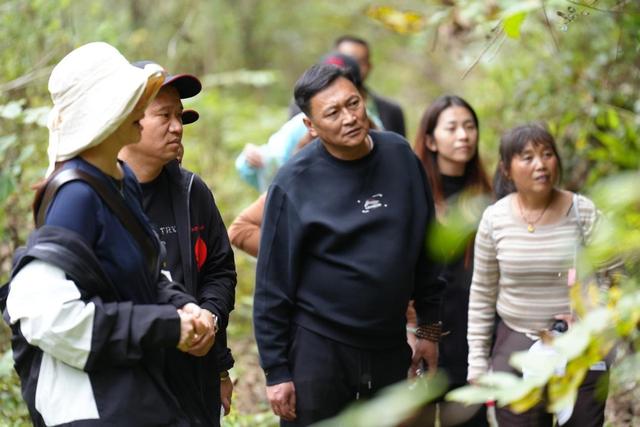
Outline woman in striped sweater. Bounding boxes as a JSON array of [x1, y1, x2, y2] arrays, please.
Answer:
[[467, 123, 606, 426]]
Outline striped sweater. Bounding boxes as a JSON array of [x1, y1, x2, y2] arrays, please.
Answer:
[[467, 193, 598, 380]]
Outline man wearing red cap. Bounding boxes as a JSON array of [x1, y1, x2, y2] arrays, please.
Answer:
[[120, 62, 237, 426]]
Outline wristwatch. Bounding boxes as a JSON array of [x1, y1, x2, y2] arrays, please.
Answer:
[[211, 312, 219, 334]]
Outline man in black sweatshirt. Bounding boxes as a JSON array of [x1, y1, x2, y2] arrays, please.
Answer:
[[253, 63, 444, 426]]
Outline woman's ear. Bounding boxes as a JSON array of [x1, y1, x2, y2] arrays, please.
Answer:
[[425, 135, 437, 153], [499, 161, 510, 180]]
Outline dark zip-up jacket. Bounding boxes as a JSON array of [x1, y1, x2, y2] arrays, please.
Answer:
[[160, 161, 236, 426], [163, 160, 236, 370], [369, 90, 406, 137], [3, 225, 194, 426]]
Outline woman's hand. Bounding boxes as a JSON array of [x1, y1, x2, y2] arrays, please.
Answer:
[[176, 309, 196, 351]]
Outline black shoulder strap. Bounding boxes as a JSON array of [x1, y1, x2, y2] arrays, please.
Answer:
[[34, 168, 157, 272]]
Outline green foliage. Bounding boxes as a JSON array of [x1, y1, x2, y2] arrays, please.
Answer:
[[0, 345, 30, 425], [222, 409, 278, 427], [427, 192, 491, 262], [314, 373, 448, 427], [0, 0, 638, 424], [503, 11, 527, 39]]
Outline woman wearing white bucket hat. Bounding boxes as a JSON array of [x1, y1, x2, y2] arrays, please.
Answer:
[[2, 42, 208, 426]]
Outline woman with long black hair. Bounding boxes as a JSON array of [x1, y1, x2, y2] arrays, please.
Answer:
[[412, 95, 492, 426]]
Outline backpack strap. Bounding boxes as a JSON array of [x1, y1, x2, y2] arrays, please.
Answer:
[[34, 168, 157, 273]]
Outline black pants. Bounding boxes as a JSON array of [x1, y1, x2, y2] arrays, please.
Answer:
[[281, 326, 412, 427], [492, 321, 607, 427], [164, 348, 221, 427]]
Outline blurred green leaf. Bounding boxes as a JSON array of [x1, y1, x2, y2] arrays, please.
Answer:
[[509, 349, 562, 385], [552, 323, 591, 361], [607, 108, 620, 129], [0, 134, 18, 155], [503, 12, 527, 39], [427, 193, 491, 262], [446, 384, 496, 405], [22, 106, 50, 127], [0, 101, 24, 120], [589, 172, 640, 213], [0, 171, 16, 204], [315, 374, 447, 427]]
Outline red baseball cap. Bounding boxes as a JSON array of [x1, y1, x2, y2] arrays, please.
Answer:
[[132, 60, 201, 124]]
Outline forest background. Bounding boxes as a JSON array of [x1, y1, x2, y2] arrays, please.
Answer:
[[0, 1, 638, 426]]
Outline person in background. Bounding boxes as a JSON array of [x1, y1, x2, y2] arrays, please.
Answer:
[[228, 193, 265, 258], [227, 133, 315, 257], [254, 63, 443, 426], [468, 123, 610, 426], [333, 35, 406, 137], [119, 61, 237, 426], [411, 95, 491, 426], [288, 36, 405, 136], [3, 42, 209, 426]]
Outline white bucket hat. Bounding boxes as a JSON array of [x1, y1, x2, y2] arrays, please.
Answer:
[[46, 41, 164, 176]]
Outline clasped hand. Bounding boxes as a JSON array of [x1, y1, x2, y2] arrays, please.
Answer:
[[177, 303, 217, 356]]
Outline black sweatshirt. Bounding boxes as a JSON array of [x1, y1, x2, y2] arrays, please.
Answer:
[[254, 130, 444, 385]]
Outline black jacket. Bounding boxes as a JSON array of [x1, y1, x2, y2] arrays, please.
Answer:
[[161, 161, 237, 426], [370, 90, 406, 137], [3, 225, 194, 426]]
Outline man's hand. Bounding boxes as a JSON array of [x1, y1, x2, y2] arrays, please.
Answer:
[[266, 381, 296, 421], [243, 144, 264, 169], [187, 308, 217, 357], [409, 339, 439, 378], [220, 372, 233, 416], [180, 302, 202, 318]]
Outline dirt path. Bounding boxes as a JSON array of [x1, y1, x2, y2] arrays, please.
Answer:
[[230, 335, 269, 414]]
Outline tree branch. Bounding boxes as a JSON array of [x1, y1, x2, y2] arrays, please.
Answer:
[[0, 67, 52, 93], [541, 0, 560, 52], [565, 0, 623, 14], [461, 25, 504, 80]]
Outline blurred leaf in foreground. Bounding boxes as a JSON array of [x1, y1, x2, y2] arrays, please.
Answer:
[[314, 373, 447, 427]]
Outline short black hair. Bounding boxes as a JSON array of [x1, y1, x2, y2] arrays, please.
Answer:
[[293, 64, 355, 117], [334, 35, 369, 51]]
